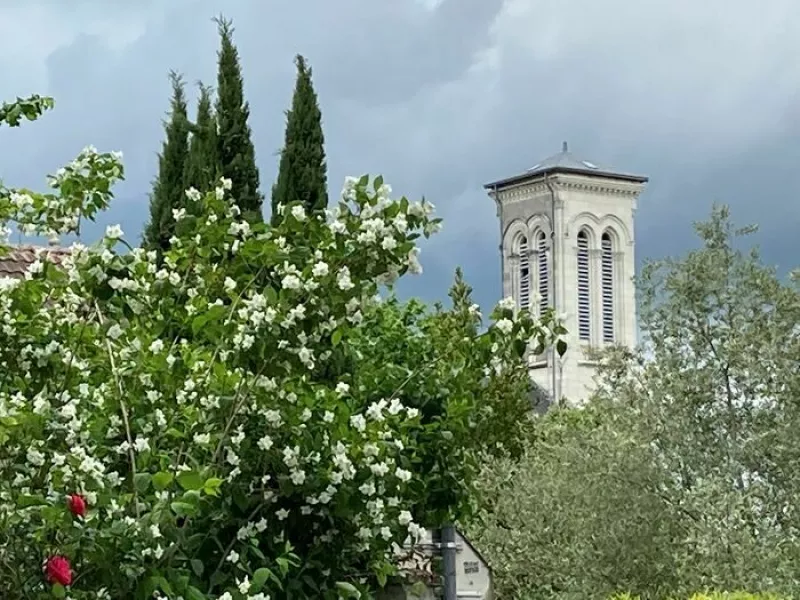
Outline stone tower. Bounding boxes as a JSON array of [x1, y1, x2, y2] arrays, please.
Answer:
[[484, 143, 648, 405]]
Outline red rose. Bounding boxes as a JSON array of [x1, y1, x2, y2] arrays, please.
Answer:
[[66, 493, 87, 518], [45, 555, 72, 586]]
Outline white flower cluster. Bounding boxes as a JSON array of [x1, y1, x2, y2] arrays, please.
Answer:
[[3, 146, 123, 243]]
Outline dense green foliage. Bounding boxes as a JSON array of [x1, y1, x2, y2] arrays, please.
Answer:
[[347, 268, 549, 528], [143, 72, 190, 253], [610, 595, 786, 600], [146, 14, 263, 251], [0, 94, 54, 127], [214, 17, 262, 223], [184, 82, 218, 194], [468, 206, 800, 599], [271, 55, 328, 224]]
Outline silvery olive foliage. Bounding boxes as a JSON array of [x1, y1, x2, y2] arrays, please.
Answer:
[[0, 96, 563, 600], [468, 206, 800, 600]]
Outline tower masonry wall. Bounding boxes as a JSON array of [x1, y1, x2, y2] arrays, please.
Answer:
[[492, 167, 646, 405]]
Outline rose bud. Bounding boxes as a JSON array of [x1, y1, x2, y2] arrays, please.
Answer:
[[66, 493, 87, 518], [45, 555, 73, 586]]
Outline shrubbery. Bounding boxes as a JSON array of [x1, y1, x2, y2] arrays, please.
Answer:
[[468, 206, 800, 599], [610, 594, 786, 600], [0, 95, 563, 599]]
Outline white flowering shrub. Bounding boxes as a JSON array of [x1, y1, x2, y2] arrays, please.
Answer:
[[0, 96, 563, 599]]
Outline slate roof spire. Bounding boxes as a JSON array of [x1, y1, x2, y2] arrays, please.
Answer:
[[484, 142, 648, 190]]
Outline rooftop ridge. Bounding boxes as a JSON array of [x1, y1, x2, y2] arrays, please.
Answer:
[[2, 242, 73, 252], [0, 243, 72, 278]]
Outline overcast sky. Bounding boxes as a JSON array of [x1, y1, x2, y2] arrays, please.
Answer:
[[1, 0, 799, 311]]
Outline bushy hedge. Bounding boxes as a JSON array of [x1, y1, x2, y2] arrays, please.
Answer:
[[0, 95, 563, 599], [610, 593, 786, 600]]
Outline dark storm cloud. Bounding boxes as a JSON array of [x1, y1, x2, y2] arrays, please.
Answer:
[[1, 0, 799, 312]]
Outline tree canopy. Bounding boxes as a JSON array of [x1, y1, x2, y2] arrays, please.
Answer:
[[184, 82, 218, 194], [271, 55, 328, 224], [214, 16, 262, 223], [143, 71, 190, 253], [468, 205, 800, 599]]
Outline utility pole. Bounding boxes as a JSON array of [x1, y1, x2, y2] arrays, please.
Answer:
[[441, 525, 457, 600]]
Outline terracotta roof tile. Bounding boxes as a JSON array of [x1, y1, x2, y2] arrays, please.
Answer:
[[0, 245, 71, 278]]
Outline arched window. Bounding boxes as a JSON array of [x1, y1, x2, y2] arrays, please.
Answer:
[[518, 236, 530, 310], [601, 231, 614, 342], [577, 229, 591, 341], [536, 231, 549, 314]]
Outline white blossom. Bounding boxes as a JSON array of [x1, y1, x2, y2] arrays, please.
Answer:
[[350, 414, 367, 432], [291, 205, 306, 221], [105, 224, 123, 239], [312, 261, 329, 277], [498, 296, 516, 311], [495, 318, 514, 334]]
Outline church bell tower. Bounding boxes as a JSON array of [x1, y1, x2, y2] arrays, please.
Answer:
[[484, 143, 648, 405]]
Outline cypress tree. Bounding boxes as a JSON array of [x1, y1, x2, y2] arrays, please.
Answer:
[[184, 82, 218, 193], [271, 54, 328, 224], [214, 16, 262, 222], [144, 71, 190, 253]]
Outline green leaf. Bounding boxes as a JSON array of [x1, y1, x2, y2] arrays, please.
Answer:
[[181, 489, 202, 505], [152, 471, 174, 491], [190, 559, 204, 577], [185, 587, 205, 600], [134, 472, 152, 493], [556, 339, 567, 357], [51, 583, 66, 598], [174, 574, 190, 592], [191, 315, 208, 336], [332, 329, 343, 346], [151, 576, 174, 596], [177, 470, 204, 491], [232, 490, 250, 512], [17, 494, 46, 508], [209, 570, 227, 589], [41, 506, 62, 523], [203, 477, 223, 496], [252, 567, 273, 592], [336, 581, 361, 598], [276, 556, 291, 576], [170, 501, 198, 517], [303, 575, 319, 591]]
